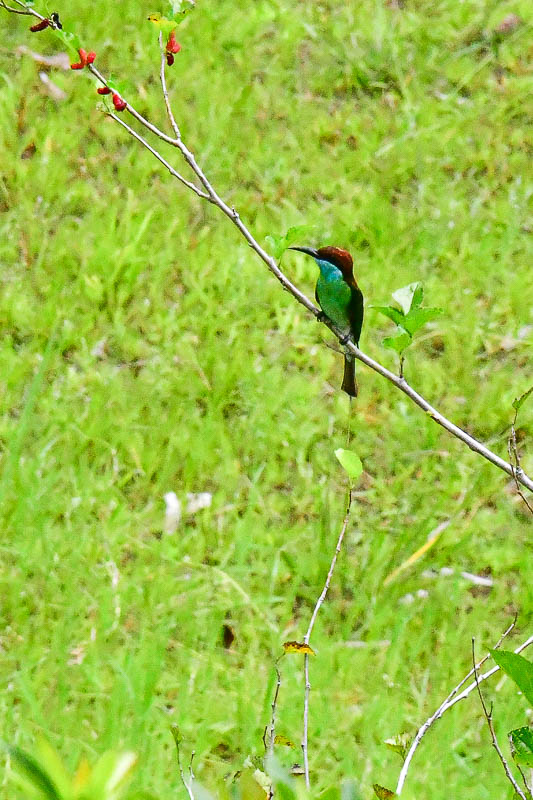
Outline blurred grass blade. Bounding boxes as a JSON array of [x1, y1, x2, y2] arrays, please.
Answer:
[[87, 751, 137, 799], [383, 520, 451, 586], [35, 738, 71, 798], [6, 745, 61, 800]]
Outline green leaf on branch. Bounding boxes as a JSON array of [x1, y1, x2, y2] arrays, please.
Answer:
[[400, 306, 444, 336], [148, 2, 194, 30], [374, 283, 444, 354], [168, 0, 195, 17], [372, 305, 406, 328], [50, 26, 82, 56], [512, 385, 533, 413], [382, 331, 411, 355], [509, 726, 533, 767], [384, 732, 411, 761], [266, 225, 313, 260], [335, 449, 363, 480], [265, 234, 284, 260], [489, 649, 533, 706], [147, 14, 178, 33], [392, 282, 423, 315]]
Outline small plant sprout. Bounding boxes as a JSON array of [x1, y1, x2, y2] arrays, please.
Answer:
[[372, 282, 443, 378]]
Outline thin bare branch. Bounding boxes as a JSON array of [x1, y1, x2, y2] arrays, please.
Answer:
[[508, 413, 533, 514], [88, 63, 178, 146], [0, 0, 32, 14], [159, 33, 182, 141], [445, 634, 533, 710], [172, 728, 195, 800], [264, 658, 283, 758], [301, 489, 354, 790], [107, 111, 209, 200], [396, 625, 533, 795], [516, 763, 533, 798], [472, 638, 527, 800], [341, 342, 533, 494]]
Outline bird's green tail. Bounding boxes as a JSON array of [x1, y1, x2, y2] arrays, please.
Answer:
[[341, 354, 357, 398]]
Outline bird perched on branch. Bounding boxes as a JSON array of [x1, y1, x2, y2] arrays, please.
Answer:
[[289, 246, 364, 398]]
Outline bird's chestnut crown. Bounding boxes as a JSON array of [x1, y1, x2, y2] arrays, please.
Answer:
[[290, 245, 358, 288]]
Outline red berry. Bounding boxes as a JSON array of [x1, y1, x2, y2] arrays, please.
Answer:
[[166, 53, 175, 66], [97, 86, 111, 95], [166, 31, 181, 54], [87, 51, 96, 64], [112, 93, 127, 112], [30, 18, 50, 32], [70, 48, 88, 70]]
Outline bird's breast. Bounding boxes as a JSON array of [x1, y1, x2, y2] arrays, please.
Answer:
[[316, 272, 352, 333]]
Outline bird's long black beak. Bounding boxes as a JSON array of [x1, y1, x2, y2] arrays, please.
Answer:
[[288, 246, 319, 258]]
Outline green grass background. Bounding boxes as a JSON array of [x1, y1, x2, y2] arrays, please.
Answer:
[[1, 0, 532, 797]]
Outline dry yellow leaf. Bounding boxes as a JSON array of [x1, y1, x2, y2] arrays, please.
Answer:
[[282, 641, 315, 655], [274, 734, 295, 748], [373, 784, 396, 799]]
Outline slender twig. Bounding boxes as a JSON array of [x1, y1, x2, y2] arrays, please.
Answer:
[[0, 1, 32, 14], [107, 111, 209, 199], [159, 32, 182, 141], [301, 489, 354, 789], [516, 763, 533, 798], [508, 410, 533, 514], [171, 727, 195, 800], [472, 638, 527, 800], [445, 635, 533, 710], [264, 658, 283, 758], [396, 626, 533, 795], [3, 2, 533, 496], [88, 63, 179, 146]]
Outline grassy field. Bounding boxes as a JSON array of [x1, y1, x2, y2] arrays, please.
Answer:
[[1, 0, 532, 797]]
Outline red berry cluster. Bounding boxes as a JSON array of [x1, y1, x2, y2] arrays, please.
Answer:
[[96, 86, 127, 112], [27, 19, 127, 113], [165, 31, 181, 66], [70, 48, 96, 70]]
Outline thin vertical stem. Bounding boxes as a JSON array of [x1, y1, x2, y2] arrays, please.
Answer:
[[301, 489, 354, 789]]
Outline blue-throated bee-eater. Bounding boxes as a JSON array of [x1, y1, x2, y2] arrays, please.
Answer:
[[290, 245, 364, 397]]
